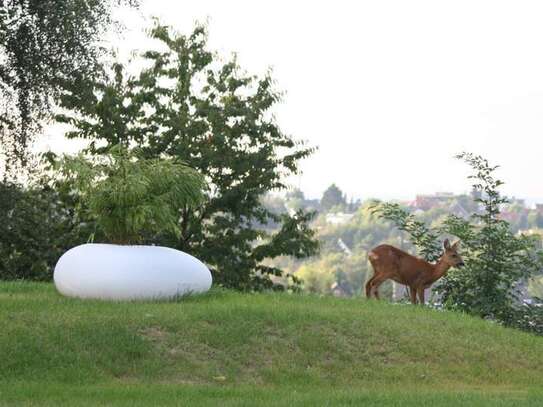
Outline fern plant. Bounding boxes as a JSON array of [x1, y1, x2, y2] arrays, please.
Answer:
[[57, 145, 206, 245]]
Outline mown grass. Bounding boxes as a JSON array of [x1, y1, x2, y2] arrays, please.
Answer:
[[1, 282, 543, 406]]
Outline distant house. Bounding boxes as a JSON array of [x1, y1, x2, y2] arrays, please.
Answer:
[[499, 210, 521, 223], [449, 202, 470, 219], [325, 212, 355, 225], [407, 192, 469, 218], [499, 206, 529, 225], [407, 192, 453, 210]]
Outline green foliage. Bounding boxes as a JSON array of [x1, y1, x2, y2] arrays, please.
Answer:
[[527, 211, 543, 229], [279, 202, 402, 298], [371, 203, 442, 262], [320, 183, 346, 212], [529, 275, 543, 298], [0, 0, 137, 173], [285, 188, 306, 212], [437, 153, 543, 321], [56, 22, 318, 289], [374, 152, 543, 333], [0, 181, 92, 280], [297, 252, 371, 296], [56, 146, 206, 245]]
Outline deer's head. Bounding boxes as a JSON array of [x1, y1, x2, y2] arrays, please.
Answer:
[[442, 239, 465, 268]]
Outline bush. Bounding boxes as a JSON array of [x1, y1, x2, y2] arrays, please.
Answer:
[[0, 181, 92, 280], [374, 153, 543, 334], [56, 145, 206, 245]]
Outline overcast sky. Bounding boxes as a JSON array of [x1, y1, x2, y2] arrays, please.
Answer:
[[42, 1, 543, 203]]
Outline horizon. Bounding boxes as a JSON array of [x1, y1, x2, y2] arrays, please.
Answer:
[[278, 188, 543, 208]]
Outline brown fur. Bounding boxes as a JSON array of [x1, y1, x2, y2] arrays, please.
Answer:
[[366, 240, 464, 304]]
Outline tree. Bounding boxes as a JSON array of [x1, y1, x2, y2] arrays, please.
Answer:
[[0, 0, 138, 174], [56, 145, 206, 245], [55, 22, 319, 290], [526, 209, 543, 230], [374, 153, 543, 333], [371, 202, 442, 262], [320, 183, 346, 212], [438, 154, 542, 319], [296, 252, 373, 297], [285, 188, 306, 212], [0, 180, 93, 280]]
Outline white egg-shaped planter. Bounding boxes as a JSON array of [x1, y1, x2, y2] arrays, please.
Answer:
[[54, 244, 212, 300]]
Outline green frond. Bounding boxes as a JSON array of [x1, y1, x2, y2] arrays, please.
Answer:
[[57, 145, 206, 244]]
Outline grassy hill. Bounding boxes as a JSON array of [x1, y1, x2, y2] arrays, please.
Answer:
[[1, 282, 543, 406]]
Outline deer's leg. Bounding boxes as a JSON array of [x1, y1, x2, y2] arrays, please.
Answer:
[[417, 288, 425, 305], [367, 255, 380, 299], [365, 275, 376, 299], [409, 287, 417, 304], [371, 276, 387, 300]]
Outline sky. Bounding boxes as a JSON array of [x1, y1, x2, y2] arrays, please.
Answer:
[[41, 0, 543, 204]]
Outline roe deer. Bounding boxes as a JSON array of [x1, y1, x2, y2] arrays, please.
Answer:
[[366, 239, 464, 304]]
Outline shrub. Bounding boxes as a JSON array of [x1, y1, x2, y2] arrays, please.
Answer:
[[0, 181, 92, 280], [56, 145, 206, 245], [374, 153, 543, 334]]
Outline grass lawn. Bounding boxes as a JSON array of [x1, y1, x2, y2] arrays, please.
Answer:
[[1, 282, 543, 406]]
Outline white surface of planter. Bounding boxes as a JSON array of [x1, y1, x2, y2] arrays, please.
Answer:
[[54, 244, 212, 300]]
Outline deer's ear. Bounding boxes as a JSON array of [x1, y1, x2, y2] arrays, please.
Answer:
[[452, 240, 460, 250], [443, 239, 451, 250]]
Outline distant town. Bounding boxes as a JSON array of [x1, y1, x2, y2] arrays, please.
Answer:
[[262, 185, 543, 300]]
